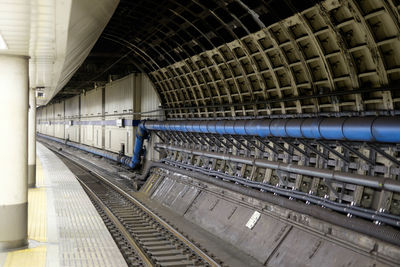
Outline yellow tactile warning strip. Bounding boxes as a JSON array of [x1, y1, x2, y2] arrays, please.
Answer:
[[3, 246, 46, 267], [2, 158, 48, 267], [28, 188, 47, 242], [36, 157, 45, 187]]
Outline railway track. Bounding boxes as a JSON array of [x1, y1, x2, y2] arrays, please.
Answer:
[[51, 147, 221, 267]]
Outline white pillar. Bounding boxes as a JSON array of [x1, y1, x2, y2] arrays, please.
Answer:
[[28, 88, 36, 187], [0, 55, 29, 250]]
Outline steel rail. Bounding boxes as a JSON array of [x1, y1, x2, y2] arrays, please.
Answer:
[[78, 177, 154, 266], [49, 144, 220, 267], [85, 166, 220, 267]]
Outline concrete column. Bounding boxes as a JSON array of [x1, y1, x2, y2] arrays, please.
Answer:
[[0, 55, 29, 250], [28, 88, 36, 187]]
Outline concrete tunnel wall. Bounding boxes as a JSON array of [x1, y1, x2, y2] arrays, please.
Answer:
[[36, 73, 162, 161], [31, 0, 400, 264]]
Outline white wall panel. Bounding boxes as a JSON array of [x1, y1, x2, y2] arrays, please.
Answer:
[[47, 124, 54, 136], [54, 123, 65, 139], [80, 124, 86, 145], [36, 108, 42, 120], [37, 107, 44, 134], [104, 125, 134, 156], [81, 88, 102, 116], [65, 125, 79, 142], [45, 104, 54, 136], [105, 74, 140, 114], [53, 101, 64, 139], [140, 74, 160, 117], [37, 72, 160, 160], [54, 101, 64, 119], [36, 108, 44, 131], [93, 125, 103, 149], [65, 95, 79, 118], [126, 127, 134, 156], [81, 123, 94, 146], [46, 104, 54, 120], [140, 74, 161, 160]]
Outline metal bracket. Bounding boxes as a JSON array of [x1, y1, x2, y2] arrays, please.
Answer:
[[367, 143, 400, 167], [276, 170, 289, 187], [316, 140, 349, 163], [297, 139, 329, 161], [323, 179, 344, 202], [342, 142, 375, 166]]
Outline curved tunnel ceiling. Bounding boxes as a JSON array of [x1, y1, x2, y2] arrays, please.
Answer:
[[56, 0, 400, 119]]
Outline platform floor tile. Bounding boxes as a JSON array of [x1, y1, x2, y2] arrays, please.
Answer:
[[36, 157, 45, 187], [0, 143, 127, 267]]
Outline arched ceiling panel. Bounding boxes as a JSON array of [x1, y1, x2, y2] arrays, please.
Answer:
[[56, 0, 400, 119]]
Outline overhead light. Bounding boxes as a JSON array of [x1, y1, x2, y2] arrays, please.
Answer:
[[0, 33, 7, 50]]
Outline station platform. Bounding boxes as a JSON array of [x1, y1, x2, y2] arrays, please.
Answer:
[[0, 143, 127, 267]]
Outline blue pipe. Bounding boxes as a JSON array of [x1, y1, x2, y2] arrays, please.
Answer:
[[129, 123, 148, 169], [142, 116, 400, 143], [126, 116, 399, 170], [39, 116, 400, 170]]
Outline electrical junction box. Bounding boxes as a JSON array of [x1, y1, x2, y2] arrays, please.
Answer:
[[116, 118, 124, 128]]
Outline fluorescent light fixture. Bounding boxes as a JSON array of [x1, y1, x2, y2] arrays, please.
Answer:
[[0, 33, 8, 50]]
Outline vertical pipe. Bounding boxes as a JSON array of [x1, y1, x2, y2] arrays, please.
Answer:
[[130, 123, 148, 168], [28, 88, 37, 188], [0, 55, 29, 250]]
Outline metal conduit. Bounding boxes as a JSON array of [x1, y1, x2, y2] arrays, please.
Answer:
[[155, 143, 400, 193], [37, 134, 133, 167], [143, 116, 400, 143]]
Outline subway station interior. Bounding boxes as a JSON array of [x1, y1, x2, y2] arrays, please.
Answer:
[[1, 0, 400, 266]]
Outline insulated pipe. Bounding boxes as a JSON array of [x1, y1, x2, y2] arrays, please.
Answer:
[[129, 123, 147, 169], [129, 116, 399, 169], [128, 116, 400, 173], [155, 143, 400, 193], [37, 134, 133, 167], [143, 117, 400, 143]]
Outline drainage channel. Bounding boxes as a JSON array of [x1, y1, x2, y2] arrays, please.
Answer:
[[51, 148, 221, 267]]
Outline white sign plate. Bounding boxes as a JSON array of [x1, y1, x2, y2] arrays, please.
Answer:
[[246, 211, 261, 229]]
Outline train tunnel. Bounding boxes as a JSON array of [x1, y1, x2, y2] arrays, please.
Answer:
[[1, 0, 400, 266]]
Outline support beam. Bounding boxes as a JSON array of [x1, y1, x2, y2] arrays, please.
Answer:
[[0, 55, 29, 251], [28, 88, 36, 187]]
